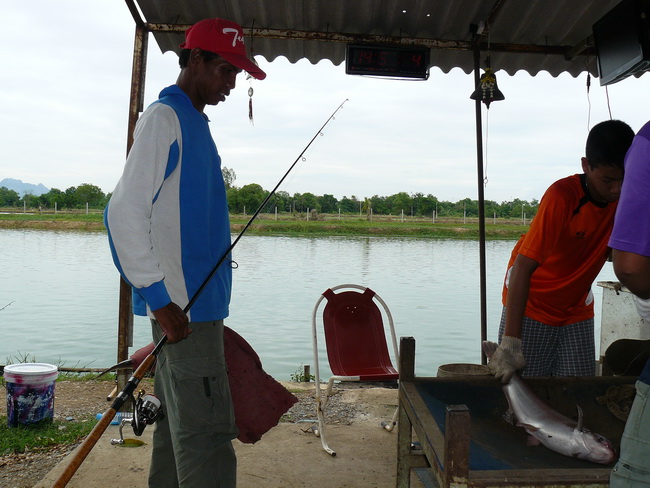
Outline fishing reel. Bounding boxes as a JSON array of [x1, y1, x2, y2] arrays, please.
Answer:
[[111, 389, 163, 445], [133, 390, 163, 435]]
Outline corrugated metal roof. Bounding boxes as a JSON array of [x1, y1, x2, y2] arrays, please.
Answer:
[[130, 0, 622, 78]]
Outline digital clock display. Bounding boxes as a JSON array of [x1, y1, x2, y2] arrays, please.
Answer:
[[345, 44, 430, 79]]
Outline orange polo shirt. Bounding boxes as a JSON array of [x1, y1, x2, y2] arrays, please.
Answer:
[[501, 174, 616, 326]]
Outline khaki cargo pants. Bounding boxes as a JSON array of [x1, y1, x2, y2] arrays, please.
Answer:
[[148, 319, 238, 488]]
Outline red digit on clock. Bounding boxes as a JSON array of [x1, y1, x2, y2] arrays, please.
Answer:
[[360, 50, 373, 65]]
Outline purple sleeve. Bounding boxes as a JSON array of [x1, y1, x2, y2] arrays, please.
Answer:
[[609, 121, 650, 258]]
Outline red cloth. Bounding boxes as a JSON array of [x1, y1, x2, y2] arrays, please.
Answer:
[[224, 326, 298, 443], [130, 327, 297, 444]]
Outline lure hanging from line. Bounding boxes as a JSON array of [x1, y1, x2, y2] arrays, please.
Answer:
[[248, 86, 254, 125]]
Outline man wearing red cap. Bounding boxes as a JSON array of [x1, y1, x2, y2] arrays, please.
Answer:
[[105, 18, 265, 487]]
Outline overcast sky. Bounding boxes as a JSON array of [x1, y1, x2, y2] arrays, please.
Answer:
[[3, 1, 650, 204]]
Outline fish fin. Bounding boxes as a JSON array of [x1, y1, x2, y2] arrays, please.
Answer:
[[502, 408, 516, 425], [526, 435, 541, 447], [482, 340, 498, 359], [576, 404, 584, 431], [520, 422, 539, 433]]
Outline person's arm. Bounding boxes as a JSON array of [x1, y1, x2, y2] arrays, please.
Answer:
[[612, 249, 650, 299], [612, 249, 650, 323], [152, 302, 192, 343], [503, 254, 539, 338], [489, 253, 538, 383], [106, 104, 191, 343], [105, 105, 175, 304]]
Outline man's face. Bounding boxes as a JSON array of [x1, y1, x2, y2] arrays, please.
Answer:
[[581, 157, 624, 203], [197, 57, 241, 107]]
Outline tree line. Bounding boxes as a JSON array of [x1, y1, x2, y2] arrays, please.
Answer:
[[0, 184, 108, 210], [0, 167, 539, 219]]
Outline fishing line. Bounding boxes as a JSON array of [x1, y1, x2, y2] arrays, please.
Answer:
[[259, 113, 334, 201], [483, 106, 490, 187], [187, 98, 349, 313], [244, 123, 329, 221]]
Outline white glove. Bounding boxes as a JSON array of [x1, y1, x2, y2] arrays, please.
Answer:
[[634, 296, 650, 323], [488, 336, 526, 384]]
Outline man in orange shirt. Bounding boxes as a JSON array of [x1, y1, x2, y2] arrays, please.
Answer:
[[489, 120, 634, 382]]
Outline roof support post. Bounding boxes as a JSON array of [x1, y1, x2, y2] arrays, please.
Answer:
[[472, 36, 489, 365], [116, 21, 149, 398]]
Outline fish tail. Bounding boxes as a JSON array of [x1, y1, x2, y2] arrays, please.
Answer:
[[482, 340, 498, 359]]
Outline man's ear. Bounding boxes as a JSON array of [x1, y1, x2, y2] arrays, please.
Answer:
[[189, 48, 203, 66], [581, 157, 590, 173]]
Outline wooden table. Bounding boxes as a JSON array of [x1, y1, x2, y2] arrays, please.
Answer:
[[396, 337, 635, 488]]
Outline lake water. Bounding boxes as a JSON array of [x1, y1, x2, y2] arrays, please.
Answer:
[[0, 228, 617, 379]]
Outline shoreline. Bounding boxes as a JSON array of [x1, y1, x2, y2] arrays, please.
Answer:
[[0, 213, 527, 239]]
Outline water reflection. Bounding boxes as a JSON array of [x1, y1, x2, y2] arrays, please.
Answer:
[[0, 229, 616, 379]]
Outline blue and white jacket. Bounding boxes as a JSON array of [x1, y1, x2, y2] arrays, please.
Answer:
[[105, 85, 232, 322]]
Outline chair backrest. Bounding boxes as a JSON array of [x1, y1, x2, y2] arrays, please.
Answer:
[[321, 287, 397, 377]]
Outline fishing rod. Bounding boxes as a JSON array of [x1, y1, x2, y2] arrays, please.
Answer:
[[185, 97, 349, 314], [51, 99, 348, 488]]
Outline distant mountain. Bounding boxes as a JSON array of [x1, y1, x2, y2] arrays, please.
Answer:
[[0, 178, 50, 197]]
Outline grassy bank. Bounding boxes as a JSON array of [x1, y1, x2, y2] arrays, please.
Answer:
[[0, 416, 96, 456], [0, 210, 528, 239], [0, 211, 105, 231]]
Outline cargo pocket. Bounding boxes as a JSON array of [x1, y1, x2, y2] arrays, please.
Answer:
[[169, 357, 235, 433], [611, 462, 650, 487]]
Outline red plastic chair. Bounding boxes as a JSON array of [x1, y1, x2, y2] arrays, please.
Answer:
[[311, 284, 399, 455]]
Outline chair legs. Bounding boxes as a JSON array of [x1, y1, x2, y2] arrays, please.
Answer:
[[314, 381, 337, 456], [311, 378, 398, 456]]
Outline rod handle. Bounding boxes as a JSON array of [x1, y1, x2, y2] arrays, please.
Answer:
[[51, 409, 118, 488]]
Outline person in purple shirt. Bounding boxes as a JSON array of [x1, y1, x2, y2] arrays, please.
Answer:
[[609, 120, 650, 487]]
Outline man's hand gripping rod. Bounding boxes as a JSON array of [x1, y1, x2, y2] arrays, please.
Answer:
[[51, 99, 348, 488]]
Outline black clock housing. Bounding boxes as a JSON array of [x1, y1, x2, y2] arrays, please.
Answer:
[[345, 44, 430, 79]]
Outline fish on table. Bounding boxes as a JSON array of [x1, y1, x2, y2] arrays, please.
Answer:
[[482, 340, 617, 465]]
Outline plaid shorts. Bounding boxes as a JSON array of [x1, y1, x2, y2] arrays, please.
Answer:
[[498, 308, 595, 377]]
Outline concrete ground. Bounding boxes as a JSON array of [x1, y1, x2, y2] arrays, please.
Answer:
[[36, 387, 426, 488]]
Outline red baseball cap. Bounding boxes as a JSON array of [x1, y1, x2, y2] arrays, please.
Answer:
[[180, 18, 266, 80]]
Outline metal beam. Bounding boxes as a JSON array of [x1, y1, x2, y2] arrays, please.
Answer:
[[565, 35, 594, 61], [145, 23, 593, 58], [470, 31, 489, 366], [124, 0, 145, 28]]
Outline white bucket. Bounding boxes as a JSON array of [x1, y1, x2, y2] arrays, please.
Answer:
[[3, 363, 58, 427]]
